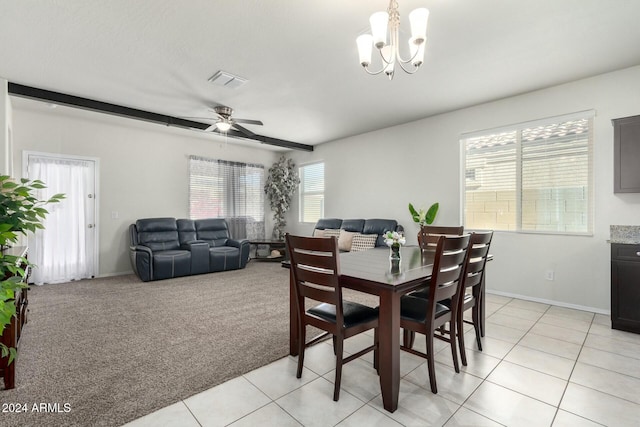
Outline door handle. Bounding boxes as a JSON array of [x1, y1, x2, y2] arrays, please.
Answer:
[[88, 224, 94, 229]]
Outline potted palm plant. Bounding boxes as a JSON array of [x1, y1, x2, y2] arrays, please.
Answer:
[[0, 175, 64, 364], [408, 202, 439, 227]]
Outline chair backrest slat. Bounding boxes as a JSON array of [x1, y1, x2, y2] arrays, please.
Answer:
[[293, 250, 337, 271]]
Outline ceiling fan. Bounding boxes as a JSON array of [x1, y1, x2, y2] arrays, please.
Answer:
[[202, 106, 263, 137]]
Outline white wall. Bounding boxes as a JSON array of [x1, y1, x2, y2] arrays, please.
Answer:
[[0, 78, 11, 174], [11, 100, 279, 276], [287, 65, 640, 313]]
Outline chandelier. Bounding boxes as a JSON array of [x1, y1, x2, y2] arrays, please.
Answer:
[[356, 0, 429, 80]]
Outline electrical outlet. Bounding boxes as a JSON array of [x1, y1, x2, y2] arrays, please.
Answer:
[[545, 270, 555, 281]]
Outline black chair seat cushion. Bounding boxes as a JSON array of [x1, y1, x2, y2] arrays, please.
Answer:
[[439, 293, 473, 308], [400, 295, 450, 323], [153, 250, 191, 279], [308, 301, 378, 328]]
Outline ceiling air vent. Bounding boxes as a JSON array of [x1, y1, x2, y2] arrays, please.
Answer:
[[208, 70, 248, 89]]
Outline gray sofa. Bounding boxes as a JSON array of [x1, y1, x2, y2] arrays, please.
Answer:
[[129, 217, 250, 282], [312, 218, 403, 250]]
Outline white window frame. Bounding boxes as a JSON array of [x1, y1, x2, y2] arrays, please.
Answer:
[[460, 110, 595, 236], [298, 161, 325, 224]]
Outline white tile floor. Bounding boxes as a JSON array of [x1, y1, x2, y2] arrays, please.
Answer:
[[123, 295, 640, 427]]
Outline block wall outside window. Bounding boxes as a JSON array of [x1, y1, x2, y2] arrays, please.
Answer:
[[462, 112, 593, 235]]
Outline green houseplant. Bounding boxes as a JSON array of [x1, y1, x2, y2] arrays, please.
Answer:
[[0, 175, 64, 363], [408, 202, 439, 226], [264, 156, 299, 241]]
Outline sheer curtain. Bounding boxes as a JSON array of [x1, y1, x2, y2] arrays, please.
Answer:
[[188, 156, 265, 240], [27, 156, 93, 284]]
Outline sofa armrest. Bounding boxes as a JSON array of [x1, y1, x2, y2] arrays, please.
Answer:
[[182, 240, 209, 275], [226, 238, 246, 249], [180, 239, 207, 249], [227, 238, 251, 268], [130, 245, 153, 282]]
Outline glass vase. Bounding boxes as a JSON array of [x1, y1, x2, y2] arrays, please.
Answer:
[[389, 244, 401, 261]]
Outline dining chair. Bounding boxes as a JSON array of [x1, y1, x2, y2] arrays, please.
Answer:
[[399, 234, 470, 393], [452, 231, 493, 365], [417, 225, 464, 248], [408, 224, 465, 300], [285, 234, 379, 401]]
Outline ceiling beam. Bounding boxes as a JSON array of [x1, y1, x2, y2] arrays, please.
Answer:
[[7, 83, 314, 152]]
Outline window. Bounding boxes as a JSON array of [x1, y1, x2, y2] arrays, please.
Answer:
[[299, 162, 324, 223], [189, 155, 265, 239], [462, 112, 593, 234]]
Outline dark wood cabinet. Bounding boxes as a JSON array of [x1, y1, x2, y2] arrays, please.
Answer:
[[611, 243, 640, 333], [613, 115, 640, 193]]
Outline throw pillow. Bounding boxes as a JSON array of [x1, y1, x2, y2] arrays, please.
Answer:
[[338, 229, 357, 251], [312, 228, 326, 238], [350, 233, 378, 252], [323, 229, 341, 239]]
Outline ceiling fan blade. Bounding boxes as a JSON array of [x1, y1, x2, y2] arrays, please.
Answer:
[[233, 118, 263, 126], [204, 124, 217, 132], [232, 123, 256, 137]]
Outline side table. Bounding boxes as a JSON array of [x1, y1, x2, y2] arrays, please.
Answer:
[[249, 240, 287, 262]]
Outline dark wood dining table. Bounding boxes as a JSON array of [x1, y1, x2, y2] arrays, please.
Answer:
[[288, 246, 439, 413]]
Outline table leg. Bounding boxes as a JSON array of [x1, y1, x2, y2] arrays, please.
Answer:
[[378, 290, 401, 412], [480, 273, 486, 337], [289, 267, 299, 356]]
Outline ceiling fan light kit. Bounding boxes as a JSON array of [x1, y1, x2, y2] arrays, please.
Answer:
[[214, 121, 232, 132], [356, 0, 429, 80], [202, 105, 263, 137]]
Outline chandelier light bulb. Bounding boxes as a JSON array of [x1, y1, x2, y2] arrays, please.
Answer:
[[370, 11, 389, 48], [409, 8, 429, 44], [356, 34, 373, 66]]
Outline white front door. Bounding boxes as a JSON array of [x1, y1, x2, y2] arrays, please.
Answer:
[[25, 152, 98, 284]]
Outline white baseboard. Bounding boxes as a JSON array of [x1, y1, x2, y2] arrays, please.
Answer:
[[95, 271, 134, 279], [486, 289, 610, 316]]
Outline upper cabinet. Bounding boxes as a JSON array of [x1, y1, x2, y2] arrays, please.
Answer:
[[613, 115, 640, 193]]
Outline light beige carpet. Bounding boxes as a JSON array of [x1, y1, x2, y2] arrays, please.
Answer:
[[0, 262, 297, 427]]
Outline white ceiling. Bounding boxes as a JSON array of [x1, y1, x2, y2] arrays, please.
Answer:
[[2, 0, 640, 150]]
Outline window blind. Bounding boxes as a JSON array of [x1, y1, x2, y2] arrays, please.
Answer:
[[463, 114, 593, 234], [299, 162, 324, 223], [189, 155, 265, 239]]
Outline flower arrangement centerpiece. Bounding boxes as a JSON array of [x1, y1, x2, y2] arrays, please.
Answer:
[[384, 230, 406, 261]]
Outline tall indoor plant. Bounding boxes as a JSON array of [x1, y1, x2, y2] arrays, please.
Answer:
[[264, 156, 299, 241], [0, 175, 64, 363]]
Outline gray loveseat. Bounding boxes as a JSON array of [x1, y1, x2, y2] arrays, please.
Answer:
[[129, 217, 250, 282]]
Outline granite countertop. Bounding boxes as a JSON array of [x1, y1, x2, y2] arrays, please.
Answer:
[[610, 225, 640, 244]]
